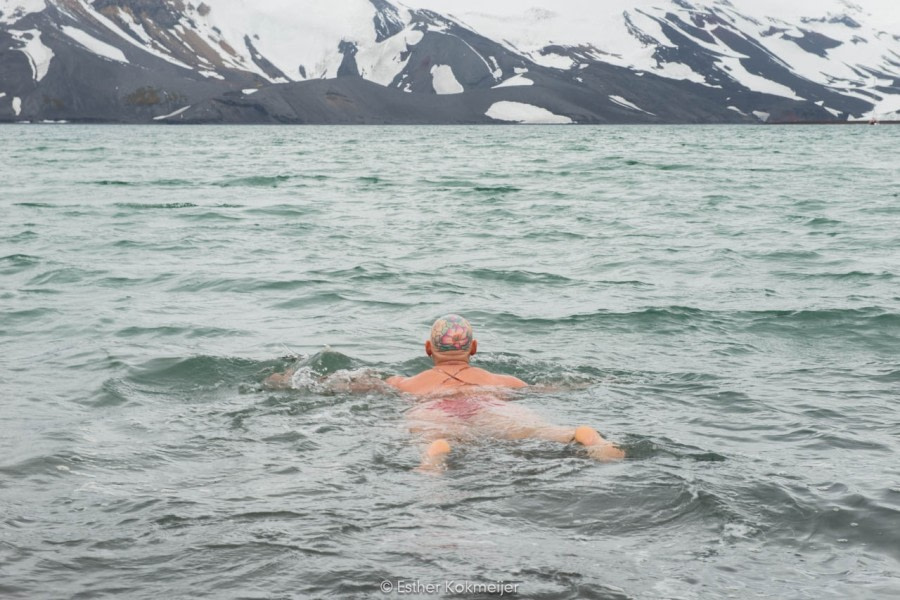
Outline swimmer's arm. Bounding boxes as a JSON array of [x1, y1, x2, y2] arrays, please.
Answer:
[[496, 374, 528, 388], [265, 368, 295, 389], [386, 375, 406, 387]]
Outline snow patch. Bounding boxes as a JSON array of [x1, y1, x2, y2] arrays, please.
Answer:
[[868, 95, 900, 119], [242, 88, 259, 95], [727, 105, 747, 116], [9, 29, 54, 82], [752, 110, 770, 122], [61, 25, 129, 63], [12, 97, 22, 116], [431, 64, 464, 94], [492, 74, 533, 88], [0, 0, 46, 25], [609, 94, 655, 115], [0, 92, 5, 98], [485, 101, 572, 124], [715, 56, 802, 100], [153, 105, 191, 120], [357, 27, 424, 86], [531, 52, 575, 70]]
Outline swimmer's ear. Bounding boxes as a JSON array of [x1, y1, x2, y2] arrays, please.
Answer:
[[469, 340, 477, 356], [425, 340, 433, 357]]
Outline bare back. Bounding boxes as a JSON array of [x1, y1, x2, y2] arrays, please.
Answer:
[[387, 365, 526, 396]]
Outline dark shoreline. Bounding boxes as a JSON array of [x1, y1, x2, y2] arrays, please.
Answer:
[[2, 119, 898, 126]]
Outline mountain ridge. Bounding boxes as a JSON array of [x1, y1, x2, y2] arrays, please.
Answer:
[[1, 0, 898, 123]]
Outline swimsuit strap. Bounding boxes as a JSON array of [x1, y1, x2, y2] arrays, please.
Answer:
[[433, 366, 473, 386]]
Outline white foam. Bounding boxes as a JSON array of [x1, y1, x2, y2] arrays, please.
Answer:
[[431, 64, 464, 94], [485, 101, 572, 124], [492, 74, 533, 88], [9, 29, 54, 82], [61, 25, 129, 63]]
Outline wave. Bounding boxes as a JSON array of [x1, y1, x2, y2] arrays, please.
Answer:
[[113, 202, 198, 209], [216, 175, 291, 187]]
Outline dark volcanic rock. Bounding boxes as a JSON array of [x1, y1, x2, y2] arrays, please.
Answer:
[[1, 0, 895, 124]]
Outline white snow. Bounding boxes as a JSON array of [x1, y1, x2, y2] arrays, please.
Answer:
[[493, 74, 534, 88], [357, 27, 424, 86], [61, 25, 129, 63], [4, 0, 896, 119], [153, 105, 191, 120], [0, 92, 5, 98], [9, 29, 54, 82], [408, 0, 897, 105], [242, 88, 259, 95], [103, 5, 194, 70], [485, 101, 572, 124], [752, 110, 770, 122], [532, 52, 576, 70], [609, 95, 655, 115], [727, 105, 747, 116], [431, 64, 464, 94], [197, 0, 385, 80], [12, 97, 22, 116], [715, 55, 802, 100], [0, 0, 46, 25]]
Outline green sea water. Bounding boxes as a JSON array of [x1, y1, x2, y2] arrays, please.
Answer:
[[1, 124, 899, 599]]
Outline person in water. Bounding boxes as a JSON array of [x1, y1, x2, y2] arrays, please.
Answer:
[[388, 314, 625, 470]]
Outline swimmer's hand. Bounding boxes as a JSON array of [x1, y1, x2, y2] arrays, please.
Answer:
[[575, 426, 626, 461]]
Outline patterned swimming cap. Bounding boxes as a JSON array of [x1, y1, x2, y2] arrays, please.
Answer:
[[430, 314, 473, 352]]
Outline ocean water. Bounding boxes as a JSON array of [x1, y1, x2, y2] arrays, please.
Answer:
[[1, 124, 899, 599]]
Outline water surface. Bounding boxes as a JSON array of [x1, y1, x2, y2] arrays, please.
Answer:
[[1, 125, 899, 599]]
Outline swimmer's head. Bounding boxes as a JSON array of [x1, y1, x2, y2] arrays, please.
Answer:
[[426, 314, 477, 361]]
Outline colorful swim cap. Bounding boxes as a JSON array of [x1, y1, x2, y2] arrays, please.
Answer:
[[430, 314, 473, 352]]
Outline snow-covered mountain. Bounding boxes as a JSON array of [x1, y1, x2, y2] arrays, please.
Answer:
[[1, 0, 898, 123]]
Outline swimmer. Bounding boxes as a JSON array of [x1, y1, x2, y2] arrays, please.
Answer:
[[263, 314, 625, 470], [388, 314, 625, 470]]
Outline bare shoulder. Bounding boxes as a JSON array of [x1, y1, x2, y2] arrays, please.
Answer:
[[387, 370, 438, 392], [467, 367, 527, 388], [386, 375, 406, 386], [493, 373, 528, 388]]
